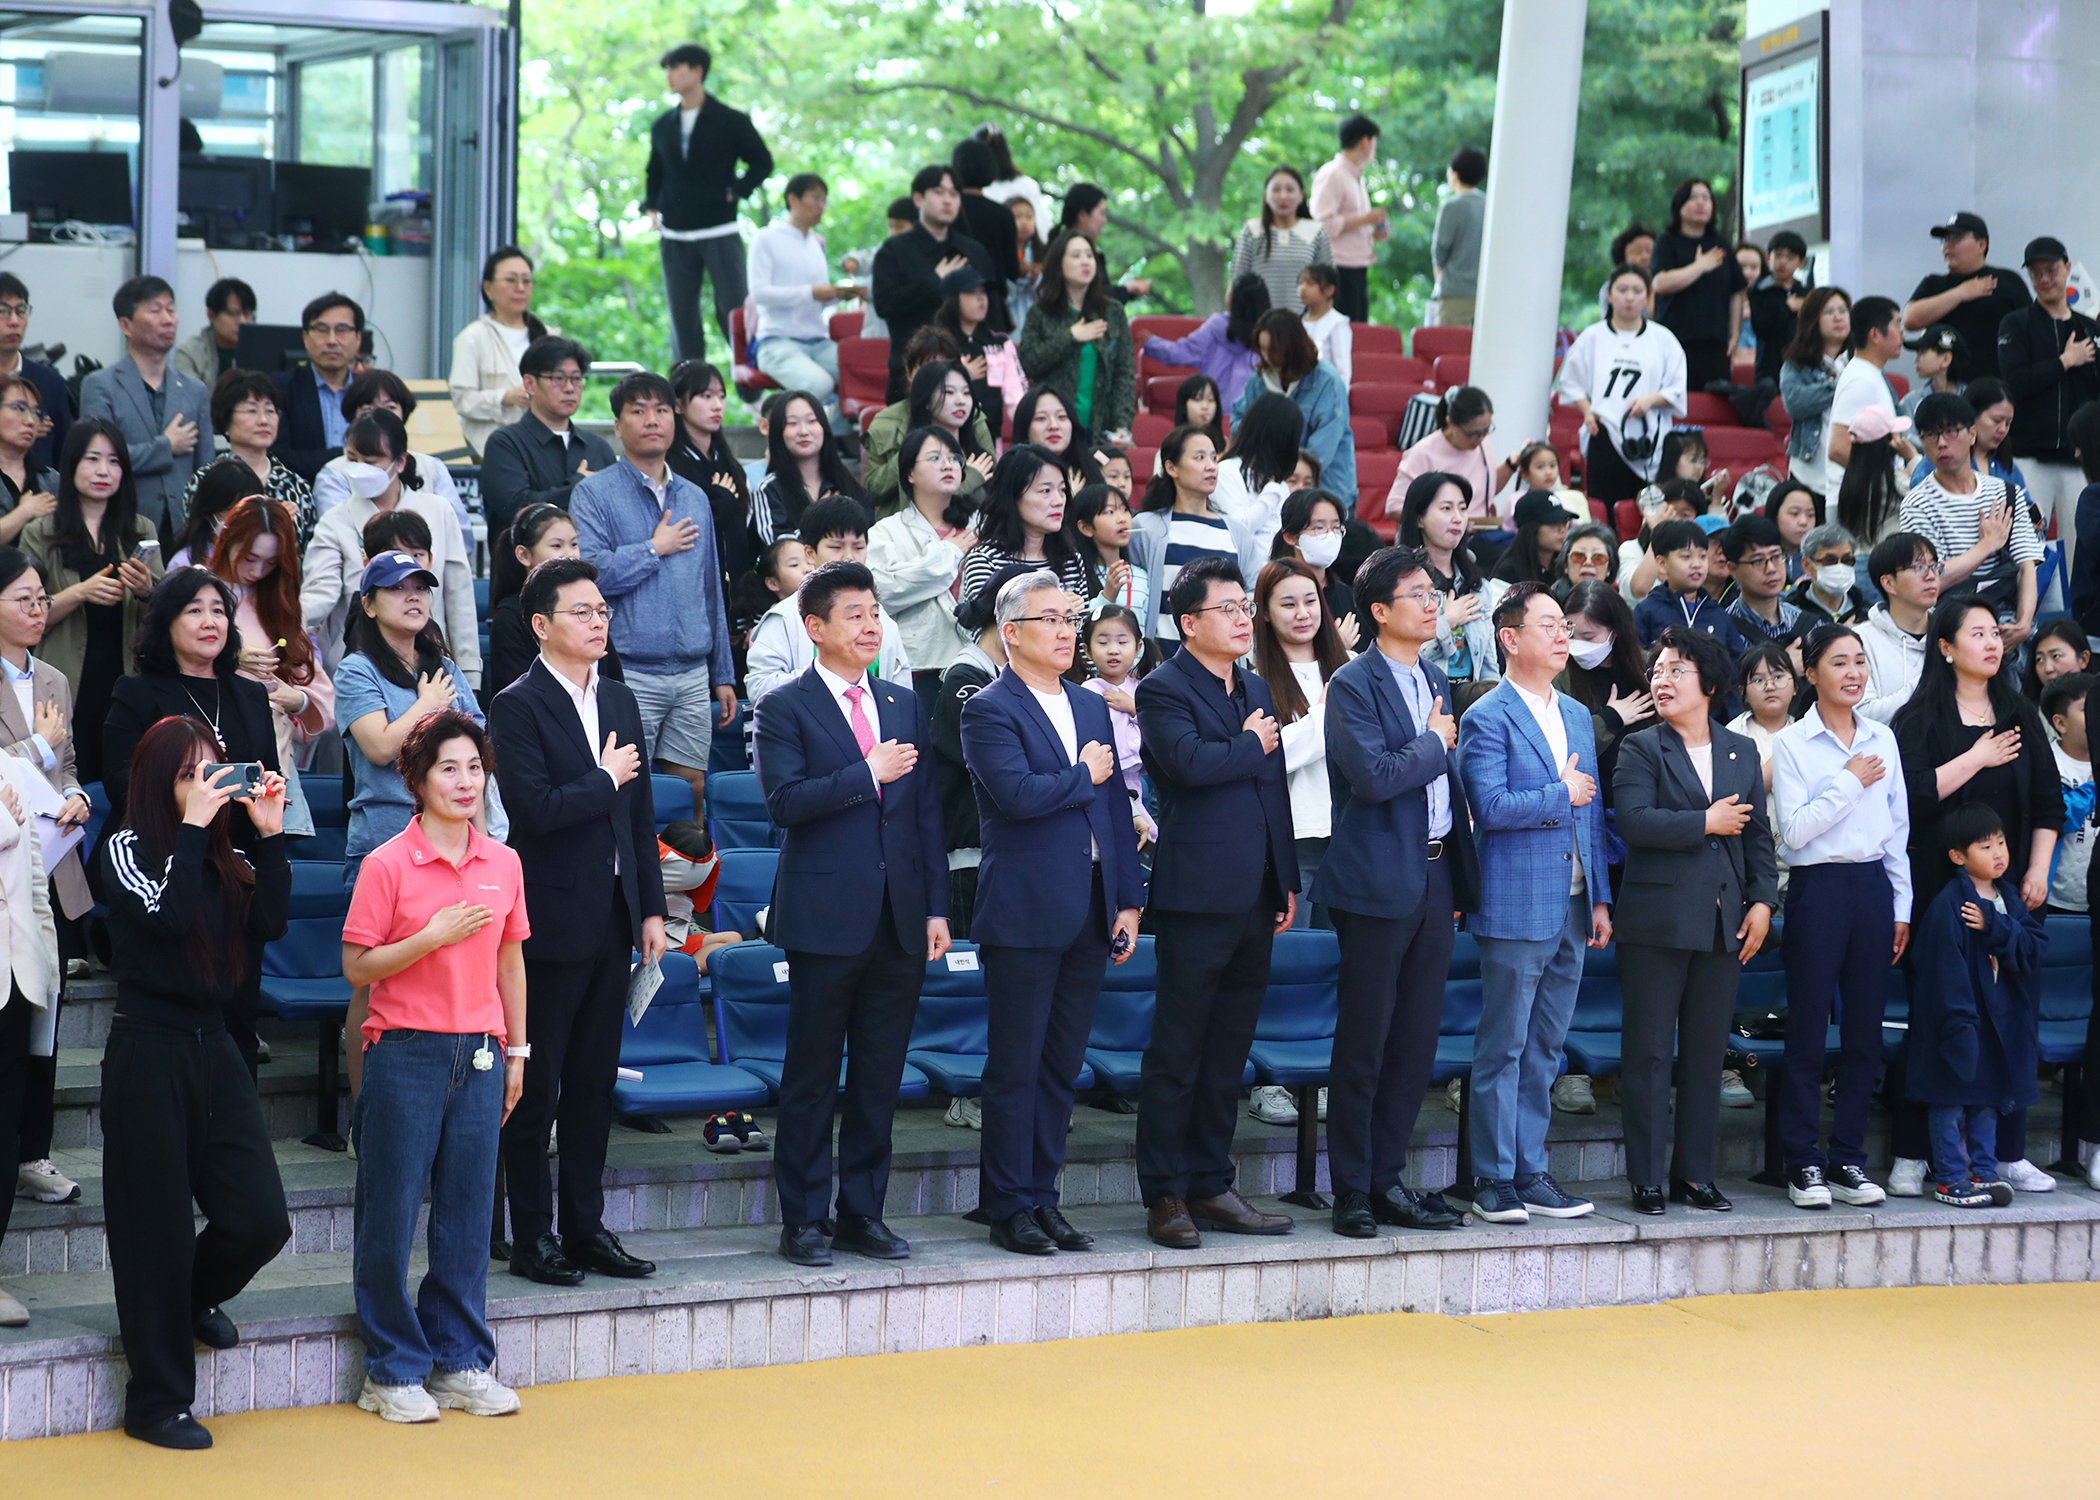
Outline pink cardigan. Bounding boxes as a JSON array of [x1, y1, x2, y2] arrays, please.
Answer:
[[235, 591, 335, 761], [1391, 429, 1502, 523]]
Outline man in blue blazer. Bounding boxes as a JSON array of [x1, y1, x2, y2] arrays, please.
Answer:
[[962, 570, 1145, 1255], [1134, 556, 1299, 1249], [1314, 545, 1480, 1238], [490, 557, 667, 1286], [1455, 583, 1614, 1225], [754, 561, 949, 1267]]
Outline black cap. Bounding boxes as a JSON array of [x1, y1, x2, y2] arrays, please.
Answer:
[[1903, 324, 1968, 356], [2023, 235, 2069, 265], [1930, 211, 1989, 241], [940, 265, 986, 296], [1512, 490, 1580, 530]]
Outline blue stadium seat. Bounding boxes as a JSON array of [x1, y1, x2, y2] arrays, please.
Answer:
[[1246, 928, 1340, 1086], [709, 703, 752, 772], [904, 945, 1096, 1099], [1084, 935, 1156, 1093], [474, 575, 491, 619], [650, 772, 695, 830], [1432, 975, 1484, 1083], [261, 861, 354, 1146], [613, 949, 770, 1116], [1561, 942, 1624, 1076], [303, 773, 347, 828], [1730, 930, 1842, 1068], [712, 848, 777, 936], [709, 941, 928, 1100], [704, 769, 774, 849], [2038, 914, 2092, 1064]]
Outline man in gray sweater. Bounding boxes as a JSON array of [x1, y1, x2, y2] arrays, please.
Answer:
[[1430, 147, 1488, 328]]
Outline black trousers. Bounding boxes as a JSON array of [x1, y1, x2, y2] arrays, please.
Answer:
[[101, 1020, 290, 1426], [1335, 266, 1370, 325], [19, 883, 88, 1163], [775, 894, 925, 1228], [1681, 336, 1733, 391], [1326, 859, 1453, 1196], [1779, 863, 1892, 1172], [1583, 430, 1647, 504], [1138, 900, 1278, 1205], [660, 234, 748, 364], [980, 872, 1110, 1220], [504, 887, 631, 1245], [0, 993, 28, 1246], [1618, 925, 1741, 1186]]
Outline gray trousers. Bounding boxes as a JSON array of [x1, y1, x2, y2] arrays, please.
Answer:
[[661, 235, 748, 363]]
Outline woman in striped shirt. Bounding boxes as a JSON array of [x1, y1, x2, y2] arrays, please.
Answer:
[[1228, 166, 1335, 311], [1126, 424, 1268, 651]]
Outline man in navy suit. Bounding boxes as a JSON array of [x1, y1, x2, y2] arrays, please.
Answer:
[[490, 557, 667, 1285], [1315, 545, 1480, 1238], [755, 561, 950, 1267], [269, 292, 365, 483], [962, 571, 1145, 1256], [1455, 583, 1614, 1226], [1134, 556, 1299, 1249]]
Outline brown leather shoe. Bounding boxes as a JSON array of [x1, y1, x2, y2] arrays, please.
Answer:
[[1147, 1197, 1201, 1249], [1188, 1189, 1294, 1235]]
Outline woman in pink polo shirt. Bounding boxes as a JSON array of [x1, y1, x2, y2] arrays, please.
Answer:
[[342, 709, 529, 1425]]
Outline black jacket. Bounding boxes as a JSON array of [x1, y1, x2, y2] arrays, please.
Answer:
[[955, 194, 1018, 331], [1997, 301, 2100, 464], [931, 647, 996, 856], [489, 657, 667, 963], [100, 824, 289, 1030], [1611, 721, 1778, 951], [103, 670, 279, 834], [640, 96, 771, 234], [485, 595, 625, 701], [269, 364, 343, 484], [1746, 275, 1803, 386], [17, 357, 69, 473], [477, 411, 617, 535], [668, 430, 753, 592], [872, 224, 996, 373]]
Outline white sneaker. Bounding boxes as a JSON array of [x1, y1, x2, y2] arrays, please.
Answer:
[[2001, 1158, 2056, 1193], [425, 1367, 521, 1417], [1718, 1070, 1754, 1108], [16, 1158, 80, 1204], [1551, 1075, 1596, 1115], [0, 1285, 26, 1326], [1888, 1157, 1928, 1197], [942, 1097, 982, 1131], [1446, 1078, 1464, 1114], [357, 1378, 440, 1423], [2087, 1149, 2100, 1192], [1317, 1086, 1327, 1122], [1248, 1085, 1297, 1126]]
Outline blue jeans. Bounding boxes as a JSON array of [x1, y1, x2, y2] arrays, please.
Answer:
[[1470, 892, 1590, 1183], [1928, 1103, 2001, 1187], [353, 1029, 502, 1387]]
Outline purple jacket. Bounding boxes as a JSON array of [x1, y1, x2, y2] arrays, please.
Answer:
[[1143, 314, 1259, 413]]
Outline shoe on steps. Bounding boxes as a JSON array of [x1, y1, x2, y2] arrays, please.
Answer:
[[780, 1222, 832, 1266], [1718, 1069, 1754, 1108], [1551, 1075, 1596, 1115], [1147, 1197, 1201, 1249], [943, 1097, 982, 1131], [1825, 1164, 1885, 1206], [1931, 1178, 1994, 1208], [509, 1231, 585, 1286], [731, 1112, 769, 1152], [126, 1411, 214, 1448], [1247, 1085, 1297, 1125], [832, 1212, 910, 1260], [1471, 1180, 1529, 1224], [1889, 1157, 1928, 1197], [1372, 1185, 1463, 1230], [1331, 1189, 1376, 1238], [2001, 1158, 2055, 1193], [1516, 1171, 1593, 1218], [701, 1112, 743, 1154], [1787, 1165, 1832, 1208], [16, 1158, 80, 1204], [564, 1227, 655, 1278], [0, 1285, 26, 1326], [1033, 1205, 1093, 1250], [191, 1305, 238, 1350], [1631, 1184, 1665, 1215], [425, 1366, 520, 1416], [990, 1209, 1057, 1255], [1187, 1188, 1292, 1235], [357, 1378, 440, 1423], [1668, 1180, 1732, 1212], [2088, 1149, 2100, 1192]]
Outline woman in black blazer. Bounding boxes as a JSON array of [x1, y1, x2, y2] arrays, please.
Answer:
[[1612, 626, 1779, 1216]]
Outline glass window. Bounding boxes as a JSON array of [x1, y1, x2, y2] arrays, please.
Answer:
[[375, 45, 433, 198], [295, 54, 372, 168], [0, 12, 145, 227]]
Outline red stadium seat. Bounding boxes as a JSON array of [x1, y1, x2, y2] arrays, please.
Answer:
[[729, 307, 778, 395], [1145, 375, 1186, 414], [1354, 450, 1403, 539], [836, 337, 890, 421], [1764, 396, 1791, 443], [1348, 415, 1390, 450], [1351, 323, 1405, 355], [1588, 498, 1609, 525], [1682, 391, 1741, 428], [1411, 325, 1472, 361], [1700, 427, 1784, 473], [1133, 315, 1203, 381], [1731, 352, 1756, 385], [1349, 381, 1432, 444], [829, 311, 863, 342], [1132, 411, 1174, 447], [1128, 446, 1157, 486], [1353, 353, 1431, 385], [1886, 372, 1910, 400], [1614, 500, 1641, 541], [1431, 354, 1470, 390]]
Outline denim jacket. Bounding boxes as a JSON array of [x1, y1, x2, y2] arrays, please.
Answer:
[[1779, 359, 1838, 463]]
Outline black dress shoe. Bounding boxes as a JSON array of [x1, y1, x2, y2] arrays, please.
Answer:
[[1033, 1205, 1093, 1250], [490, 1236, 512, 1264], [780, 1222, 832, 1266], [832, 1212, 910, 1260], [126, 1412, 212, 1450], [1631, 1184, 1666, 1215], [509, 1230, 586, 1286], [1371, 1186, 1463, 1231], [564, 1227, 656, 1278], [1670, 1179, 1733, 1212], [1331, 1190, 1376, 1238], [191, 1305, 238, 1350], [990, 1210, 1057, 1255]]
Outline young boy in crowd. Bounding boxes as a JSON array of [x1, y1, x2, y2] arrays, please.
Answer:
[[741, 495, 913, 703], [1298, 264, 1353, 385], [1632, 516, 1751, 652], [2045, 673, 2094, 915], [1906, 804, 2047, 1208]]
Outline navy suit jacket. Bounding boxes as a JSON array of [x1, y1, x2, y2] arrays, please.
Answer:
[[1313, 647, 1480, 920], [755, 664, 947, 956], [961, 669, 1146, 948], [489, 658, 666, 963], [269, 364, 340, 484], [1136, 646, 1298, 915]]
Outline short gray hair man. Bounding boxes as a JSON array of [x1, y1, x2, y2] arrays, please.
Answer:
[[994, 568, 1069, 631]]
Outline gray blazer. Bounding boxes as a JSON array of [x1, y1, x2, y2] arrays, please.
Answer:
[[79, 353, 214, 535], [0, 657, 89, 919], [1611, 720, 1780, 953]]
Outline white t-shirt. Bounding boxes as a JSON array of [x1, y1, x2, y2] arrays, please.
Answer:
[[1557, 317, 1688, 481], [1027, 680, 1098, 860], [1822, 358, 1895, 485], [497, 321, 531, 362], [1302, 307, 1353, 385], [2052, 742, 2092, 913]]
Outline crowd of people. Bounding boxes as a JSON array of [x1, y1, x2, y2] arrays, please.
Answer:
[[3, 35, 2100, 1456]]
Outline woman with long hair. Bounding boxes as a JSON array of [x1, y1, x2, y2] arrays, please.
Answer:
[[933, 266, 1028, 434], [1394, 384, 1513, 523], [1396, 471, 1497, 697], [0, 372, 56, 545], [1227, 165, 1335, 310], [1234, 308, 1355, 510], [448, 244, 547, 455], [1213, 389, 1305, 560], [667, 360, 751, 595], [1173, 373, 1226, 449], [1250, 558, 1348, 927], [1009, 384, 1100, 488], [2021, 616, 2090, 704], [98, 715, 290, 1447], [1491, 491, 1581, 588], [206, 497, 333, 837], [1780, 285, 1852, 497], [22, 419, 160, 780], [749, 388, 870, 553], [1072, 481, 1141, 610], [1887, 594, 2062, 1195], [1142, 273, 1269, 415], [1017, 230, 1137, 444], [1126, 423, 1265, 649], [1833, 419, 1909, 546], [956, 443, 1090, 609], [868, 359, 994, 509], [870, 425, 979, 697], [183, 371, 315, 543], [1646, 177, 1749, 390], [166, 457, 265, 572]]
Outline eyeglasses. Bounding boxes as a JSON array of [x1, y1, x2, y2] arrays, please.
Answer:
[[1811, 554, 1857, 568], [1650, 664, 1701, 684], [306, 321, 360, 337], [0, 401, 39, 418], [0, 302, 29, 321], [1739, 549, 1787, 571], [1016, 611, 1084, 630], [1745, 671, 1791, 691], [1457, 422, 1495, 441], [490, 275, 534, 287], [1299, 522, 1344, 536], [1190, 599, 1254, 621], [551, 604, 615, 623], [1903, 561, 1946, 578], [1388, 587, 1440, 608], [1518, 618, 1570, 638], [532, 372, 585, 389], [0, 592, 49, 613]]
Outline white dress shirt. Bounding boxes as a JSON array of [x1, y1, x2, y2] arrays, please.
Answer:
[[749, 219, 834, 343], [814, 658, 880, 796], [543, 657, 620, 873], [1509, 676, 1582, 894], [1770, 707, 1913, 921], [2, 655, 53, 770]]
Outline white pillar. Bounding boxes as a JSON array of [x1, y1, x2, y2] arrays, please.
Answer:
[[1469, 0, 1588, 461]]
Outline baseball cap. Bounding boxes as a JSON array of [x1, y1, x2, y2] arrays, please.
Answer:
[[1847, 404, 1914, 444], [1903, 324, 1968, 357], [1692, 513, 1729, 537], [1512, 489, 1581, 530], [359, 550, 438, 592], [940, 265, 987, 296], [1930, 211, 1989, 241], [2023, 235, 2069, 265]]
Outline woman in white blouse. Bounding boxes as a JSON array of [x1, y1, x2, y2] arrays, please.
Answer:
[[868, 427, 979, 699], [1250, 559, 1350, 928], [447, 246, 547, 457]]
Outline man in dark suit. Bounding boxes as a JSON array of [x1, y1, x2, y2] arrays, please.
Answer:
[[1134, 556, 1299, 1249], [1316, 545, 1480, 1238], [961, 570, 1144, 1255], [489, 557, 666, 1286], [269, 291, 365, 484], [755, 560, 949, 1267], [476, 336, 616, 534]]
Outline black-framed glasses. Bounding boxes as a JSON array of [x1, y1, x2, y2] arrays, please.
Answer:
[[306, 321, 359, 337], [1015, 611, 1083, 629], [1739, 549, 1787, 571], [532, 372, 585, 389], [0, 302, 30, 321]]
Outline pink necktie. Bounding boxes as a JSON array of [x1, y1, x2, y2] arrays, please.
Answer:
[[846, 685, 880, 799]]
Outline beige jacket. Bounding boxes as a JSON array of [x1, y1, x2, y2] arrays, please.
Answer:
[[448, 314, 527, 457], [0, 654, 88, 919]]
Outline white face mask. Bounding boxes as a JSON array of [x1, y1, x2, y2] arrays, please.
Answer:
[[1814, 562, 1855, 596], [345, 460, 395, 500], [1568, 635, 1614, 670], [1297, 531, 1343, 569]]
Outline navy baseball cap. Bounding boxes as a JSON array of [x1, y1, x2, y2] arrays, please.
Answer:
[[359, 550, 438, 592]]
